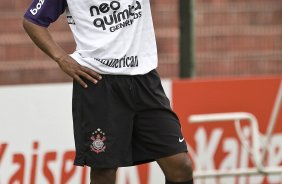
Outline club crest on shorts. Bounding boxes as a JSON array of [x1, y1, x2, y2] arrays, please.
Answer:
[[90, 128, 106, 154]]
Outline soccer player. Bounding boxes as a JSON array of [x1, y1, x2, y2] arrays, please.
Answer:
[[23, 0, 194, 183]]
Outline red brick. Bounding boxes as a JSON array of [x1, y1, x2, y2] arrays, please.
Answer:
[[1, 0, 282, 85], [157, 63, 179, 78], [0, 0, 16, 12], [0, 61, 71, 85], [0, 32, 75, 61]]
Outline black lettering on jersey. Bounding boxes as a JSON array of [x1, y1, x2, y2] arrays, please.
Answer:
[[90, 1, 142, 32], [94, 55, 139, 68], [90, 1, 120, 17]]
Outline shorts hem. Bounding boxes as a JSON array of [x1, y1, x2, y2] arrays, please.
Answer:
[[73, 149, 188, 168], [74, 160, 134, 169], [132, 149, 188, 166]]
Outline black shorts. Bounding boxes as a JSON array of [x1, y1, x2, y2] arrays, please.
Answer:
[[72, 69, 187, 168]]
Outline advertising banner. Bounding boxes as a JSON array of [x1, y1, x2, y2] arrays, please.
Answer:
[[173, 77, 282, 184]]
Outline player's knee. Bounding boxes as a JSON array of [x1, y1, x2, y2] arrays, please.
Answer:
[[167, 157, 193, 181], [183, 160, 193, 179], [90, 168, 117, 184], [176, 159, 193, 180]]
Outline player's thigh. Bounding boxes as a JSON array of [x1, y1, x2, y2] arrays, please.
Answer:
[[90, 167, 118, 184], [157, 152, 193, 180]]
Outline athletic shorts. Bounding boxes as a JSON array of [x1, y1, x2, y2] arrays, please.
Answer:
[[72, 69, 187, 168]]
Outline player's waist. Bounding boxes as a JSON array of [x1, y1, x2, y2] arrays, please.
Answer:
[[70, 52, 158, 75]]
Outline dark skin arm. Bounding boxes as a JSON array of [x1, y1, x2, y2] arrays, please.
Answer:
[[22, 18, 102, 88]]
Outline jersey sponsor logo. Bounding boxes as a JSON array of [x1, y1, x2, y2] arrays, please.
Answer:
[[89, 1, 142, 32], [94, 55, 139, 68], [30, 0, 45, 15]]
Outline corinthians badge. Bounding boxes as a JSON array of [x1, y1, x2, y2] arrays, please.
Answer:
[[90, 128, 106, 154]]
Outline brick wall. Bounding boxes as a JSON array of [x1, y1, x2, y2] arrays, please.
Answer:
[[196, 0, 282, 77], [0, 0, 281, 85], [0, 0, 77, 85]]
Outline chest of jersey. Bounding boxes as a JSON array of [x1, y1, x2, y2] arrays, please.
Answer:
[[66, 0, 143, 33]]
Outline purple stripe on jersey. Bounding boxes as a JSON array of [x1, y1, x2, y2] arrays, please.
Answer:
[[24, 0, 67, 27]]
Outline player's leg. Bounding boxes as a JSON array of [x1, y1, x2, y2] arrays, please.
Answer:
[[132, 70, 194, 184], [90, 167, 118, 184], [157, 152, 193, 184]]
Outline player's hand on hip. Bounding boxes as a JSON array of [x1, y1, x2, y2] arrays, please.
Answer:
[[57, 55, 102, 88]]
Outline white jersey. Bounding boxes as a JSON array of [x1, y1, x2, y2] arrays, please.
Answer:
[[25, 0, 158, 75]]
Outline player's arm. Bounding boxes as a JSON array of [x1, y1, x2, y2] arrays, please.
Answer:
[[22, 0, 101, 88], [23, 19, 101, 88]]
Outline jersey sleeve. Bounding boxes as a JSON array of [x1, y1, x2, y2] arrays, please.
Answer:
[[24, 0, 67, 27]]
